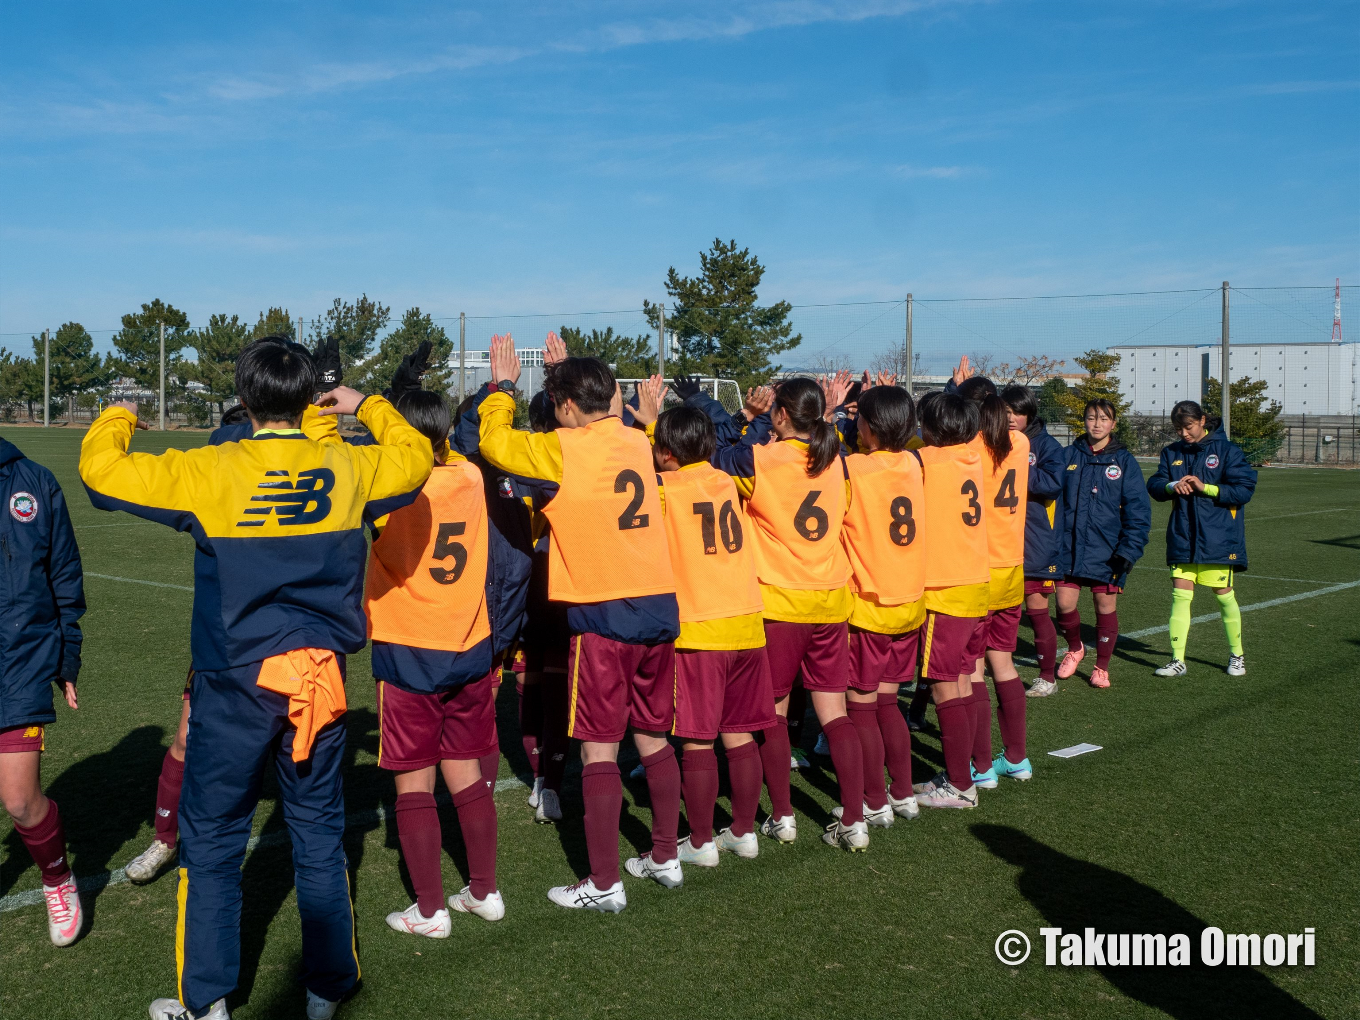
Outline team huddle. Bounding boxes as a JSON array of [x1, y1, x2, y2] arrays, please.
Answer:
[[0, 333, 1257, 1020]]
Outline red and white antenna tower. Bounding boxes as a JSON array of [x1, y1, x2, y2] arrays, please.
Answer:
[[1332, 278, 1343, 342]]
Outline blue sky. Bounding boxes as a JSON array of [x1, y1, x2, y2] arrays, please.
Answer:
[[1, 0, 1356, 349]]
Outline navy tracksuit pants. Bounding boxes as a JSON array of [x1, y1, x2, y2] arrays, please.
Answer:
[[177, 661, 358, 1012]]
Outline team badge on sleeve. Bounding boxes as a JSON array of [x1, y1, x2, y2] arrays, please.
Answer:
[[1205, 454, 1220, 469], [1104, 465, 1122, 480], [9, 491, 38, 523], [1028, 451, 1036, 466]]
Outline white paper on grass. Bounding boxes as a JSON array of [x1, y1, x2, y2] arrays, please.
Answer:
[[1048, 742, 1103, 759]]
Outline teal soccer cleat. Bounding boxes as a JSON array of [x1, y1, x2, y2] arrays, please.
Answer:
[[971, 764, 999, 789], [993, 754, 1033, 781]]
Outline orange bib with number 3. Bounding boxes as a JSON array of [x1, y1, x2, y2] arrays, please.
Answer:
[[661, 464, 763, 624], [542, 417, 676, 602], [746, 441, 851, 591], [842, 449, 926, 605], [919, 443, 990, 588], [365, 459, 492, 652]]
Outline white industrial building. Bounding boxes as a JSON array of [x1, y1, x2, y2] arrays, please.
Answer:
[[1108, 342, 1359, 415]]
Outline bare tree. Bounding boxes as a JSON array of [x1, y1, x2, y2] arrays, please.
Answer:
[[1009, 354, 1066, 386]]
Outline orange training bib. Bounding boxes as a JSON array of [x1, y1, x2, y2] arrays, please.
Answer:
[[746, 441, 851, 591], [841, 449, 926, 605], [661, 464, 764, 624], [974, 431, 1029, 569], [542, 417, 676, 603], [919, 443, 989, 588], [365, 460, 491, 652]]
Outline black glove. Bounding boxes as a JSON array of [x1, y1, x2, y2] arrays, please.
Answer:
[[386, 341, 433, 400], [669, 374, 702, 401], [312, 335, 343, 388], [1110, 556, 1131, 579], [220, 404, 251, 426]]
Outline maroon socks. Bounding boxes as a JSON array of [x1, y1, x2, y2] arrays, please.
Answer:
[[478, 748, 499, 790], [154, 749, 185, 845], [517, 680, 542, 779], [680, 748, 719, 846], [539, 675, 569, 793], [993, 677, 1027, 763], [935, 699, 975, 793], [394, 792, 443, 917], [1095, 611, 1119, 669], [758, 718, 794, 819], [847, 702, 887, 811], [876, 692, 913, 799], [821, 716, 865, 825], [452, 782, 498, 900], [968, 682, 993, 773], [724, 740, 763, 837], [16, 798, 71, 886], [581, 761, 623, 888], [640, 746, 681, 864], [1028, 608, 1059, 680], [1057, 608, 1083, 652]]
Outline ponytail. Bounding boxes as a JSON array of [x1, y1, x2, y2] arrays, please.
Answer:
[[773, 376, 840, 476], [977, 393, 1013, 470], [806, 419, 841, 476]]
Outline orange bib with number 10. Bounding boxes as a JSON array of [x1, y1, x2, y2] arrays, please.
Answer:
[[919, 444, 990, 588], [661, 464, 763, 624], [746, 441, 851, 591], [841, 449, 926, 605], [542, 417, 675, 603], [365, 459, 492, 651]]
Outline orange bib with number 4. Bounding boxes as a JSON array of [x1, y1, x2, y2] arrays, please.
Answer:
[[973, 432, 1030, 569], [543, 417, 676, 603], [746, 440, 851, 591], [365, 459, 492, 652], [919, 444, 989, 589], [842, 449, 926, 605]]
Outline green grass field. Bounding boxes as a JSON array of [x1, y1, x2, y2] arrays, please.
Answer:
[[1, 425, 1357, 1020]]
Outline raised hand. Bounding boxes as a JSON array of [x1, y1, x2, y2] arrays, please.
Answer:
[[951, 355, 973, 387], [313, 335, 343, 388], [875, 370, 897, 388], [388, 340, 433, 398], [317, 386, 365, 416], [490, 333, 522, 387], [743, 384, 774, 419], [819, 369, 853, 411], [633, 374, 666, 425], [544, 330, 568, 367], [669, 374, 703, 401]]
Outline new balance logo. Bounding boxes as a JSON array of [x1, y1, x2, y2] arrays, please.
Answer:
[[237, 469, 335, 527]]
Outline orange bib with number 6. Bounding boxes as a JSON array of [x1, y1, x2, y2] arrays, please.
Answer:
[[919, 443, 989, 588], [365, 459, 492, 652], [661, 464, 763, 624], [542, 417, 675, 603], [746, 441, 851, 591]]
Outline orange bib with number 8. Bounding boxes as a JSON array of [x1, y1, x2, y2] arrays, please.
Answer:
[[746, 441, 851, 591], [842, 449, 926, 605]]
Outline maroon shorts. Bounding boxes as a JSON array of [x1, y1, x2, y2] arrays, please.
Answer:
[[1059, 576, 1124, 595], [847, 627, 920, 693], [673, 648, 778, 740], [985, 605, 1023, 653], [763, 620, 850, 698], [567, 632, 676, 742], [0, 724, 45, 754], [377, 670, 498, 771], [921, 612, 986, 682], [1024, 579, 1056, 597]]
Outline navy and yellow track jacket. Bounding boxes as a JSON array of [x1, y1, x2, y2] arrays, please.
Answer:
[[1022, 420, 1065, 579], [1, 438, 85, 730], [1147, 428, 1256, 569], [79, 398, 433, 671]]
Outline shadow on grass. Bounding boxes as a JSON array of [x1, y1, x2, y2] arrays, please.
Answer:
[[973, 824, 1322, 1020]]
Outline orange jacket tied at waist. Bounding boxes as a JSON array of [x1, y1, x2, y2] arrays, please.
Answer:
[[256, 648, 347, 761]]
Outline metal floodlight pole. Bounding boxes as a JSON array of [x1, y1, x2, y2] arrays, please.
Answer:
[[159, 321, 166, 431], [1221, 281, 1230, 439], [657, 302, 666, 379], [459, 312, 466, 402], [905, 294, 914, 395], [43, 330, 50, 427]]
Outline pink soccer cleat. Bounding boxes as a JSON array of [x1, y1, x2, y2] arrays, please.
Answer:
[[44, 877, 83, 946], [1089, 667, 1110, 689], [1056, 645, 1085, 679]]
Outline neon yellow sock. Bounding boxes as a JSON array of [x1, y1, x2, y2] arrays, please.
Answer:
[[1216, 589, 1244, 656], [1169, 587, 1194, 661]]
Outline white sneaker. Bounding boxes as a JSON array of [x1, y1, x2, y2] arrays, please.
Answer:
[[813, 732, 830, 756], [527, 776, 544, 809], [624, 852, 683, 889], [1026, 678, 1057, 698], [384, 902, 451, 938], [547, 877, 627, 913], [449, 885, 506, 921], [714, 827, 759, 859], [44, 877, 82, 946], [306, 990, 338, 1020], [677, 835, 719, 867], [149, 997, 229, 1020], [888, 791, 920, 820], [832, 802, 894, 829], [759, 814, 797, 843], [822, 818, 870, 851], [912, 771, 948, 796], [126, 838, 177, 885], [1227, 654, 1246, 677], [534, 787, 562, 823], [1154, 659, 1187, 677], [915, 779, 978, 810]]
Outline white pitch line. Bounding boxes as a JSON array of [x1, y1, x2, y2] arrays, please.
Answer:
[[1248, 507, 1356, 523], [0, 775, 530, 914], [85, 573, 194, 592], [1130, 566, 1338, 585], [1118, 579, 1360, 641]]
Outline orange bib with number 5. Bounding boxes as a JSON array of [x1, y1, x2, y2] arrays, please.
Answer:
[[365, 459, 492, 652], [542, 417, 676, 602], [919, 443, 990, 588], [746, 440, 851, 591]]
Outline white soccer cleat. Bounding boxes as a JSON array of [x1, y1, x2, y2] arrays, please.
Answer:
[[912, 771, 949, 796], [915, 779, 978, 810], [44, 877, 82, 946], [888, 791, 920, 820], [306, 990, 338, 1020], [1227, 655, 1246, 677], [534, 788, 562, 823], [527, 776, 545, 809], [714, 827, 759, 859], [832, 802, 894, 829], [624, 852, 683, 889], [449, 885, 506, 921], [126, 838, 177, 885], [822, 818, 870, 851], [384, 902, 452, 939], [1026, 678, 1057, 698], [677, 835, 719, 867], [759, 813, 797, 843], [547, 877, 627, 913], [1154, 659, 1187, 678], [149, 998, 229, 1020], [790, 748, 810, 770]]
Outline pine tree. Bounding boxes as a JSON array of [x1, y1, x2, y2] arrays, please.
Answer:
[[251, 307, 296, 341], [311, 295, 391, 370], [1203, 376, 1284, 464], [353, 308, 453, 396], [113, 300, 191, 390], [559, 326, 656, 378], [189, 314, 253, 413], [36, 323, 112, 418], [1058, 349, 1131, 440]]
